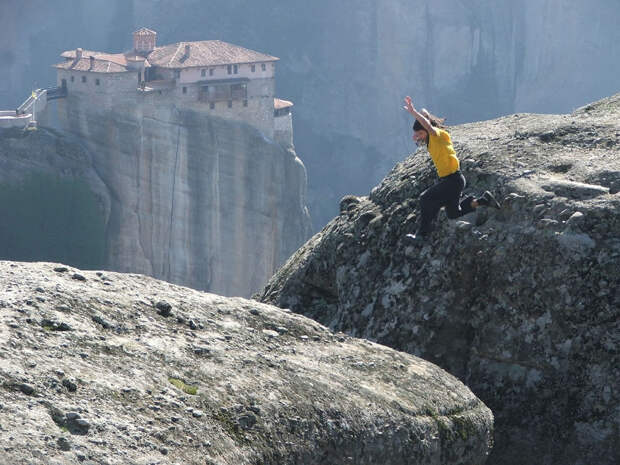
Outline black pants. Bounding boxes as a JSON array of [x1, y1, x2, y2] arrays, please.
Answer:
[[418, 171, 475, 235]]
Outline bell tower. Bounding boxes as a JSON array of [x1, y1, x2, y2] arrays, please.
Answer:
[[133, 27, 157, 55]]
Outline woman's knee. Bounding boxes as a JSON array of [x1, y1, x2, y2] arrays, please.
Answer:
[[420, 195, 434, 212]]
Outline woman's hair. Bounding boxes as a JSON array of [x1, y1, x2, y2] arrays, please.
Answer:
[[413, 112, 447, 132]]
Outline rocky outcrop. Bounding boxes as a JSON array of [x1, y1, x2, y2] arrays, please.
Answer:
[[0, 94, 311, 297], [259, 94, 620, 465], [55, 93, 311, 298], [0, 260, 492, 464]]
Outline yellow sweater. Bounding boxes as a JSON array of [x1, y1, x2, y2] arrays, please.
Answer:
[[428, 128, 460, 177]]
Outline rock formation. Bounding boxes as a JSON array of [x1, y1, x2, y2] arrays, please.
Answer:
[[0, 260, 492, 464], [55, 92, 310, 297], [0, 96, 310, 298], [259, 94, 620, 465]]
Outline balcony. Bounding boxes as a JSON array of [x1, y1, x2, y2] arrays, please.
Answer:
[[198, 78, 248, 103]]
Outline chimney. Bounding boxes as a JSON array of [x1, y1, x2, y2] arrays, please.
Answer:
[[89, 55, 95, 70], [76, 48, 83, 60], [184, 44, 190, 57]]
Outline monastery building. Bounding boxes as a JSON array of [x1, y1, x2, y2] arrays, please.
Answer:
[[53, 28, 293, 144]]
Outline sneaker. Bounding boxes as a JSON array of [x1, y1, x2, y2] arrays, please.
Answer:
[[477, 191, 501, 209]]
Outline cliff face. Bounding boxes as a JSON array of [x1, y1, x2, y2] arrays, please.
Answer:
[[0, 260, 493, 465], [52, 92, 310, 297], [0, 128, 110, 270], [258, 94, 620, 465]]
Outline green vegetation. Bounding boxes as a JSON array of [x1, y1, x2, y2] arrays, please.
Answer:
[[212, 409, 248, 444], [451, 414, 477, 442], [0, 172, 106, 269], [168, 377, 198, 395]]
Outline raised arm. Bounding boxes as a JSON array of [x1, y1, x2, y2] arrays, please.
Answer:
[[403, 96, 439, 137]]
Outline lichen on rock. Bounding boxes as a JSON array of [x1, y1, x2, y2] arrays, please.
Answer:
[[0, 260, 492, 464]]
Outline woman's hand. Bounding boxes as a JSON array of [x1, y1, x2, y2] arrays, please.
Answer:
[[403, 96, 416, 115]]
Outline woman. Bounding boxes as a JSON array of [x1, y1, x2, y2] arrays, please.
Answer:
[[403, 96, 500, 243]]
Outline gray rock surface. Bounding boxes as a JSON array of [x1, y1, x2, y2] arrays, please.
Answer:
[[0, 260, 492, 465], [259, 94, 620, 465]]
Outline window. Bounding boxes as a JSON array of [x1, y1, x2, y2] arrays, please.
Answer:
[[70, 76, 75, 82], [174, 69, 181, 79], [201, 69, 206, 77], [261, 63, 266, 71], [199, 85, 209, 102], [209, 69, 214, 76], [210, 102, 215, 110], [231, 83, 247, 100], [243, 100, 248, 107], [182, 86, 187, 94], [251, 65, 256, 72], [233, 65, 238, 74], [228, 100, 232, 108], [95, 78, 100, 86], [227, 65, 232, 75], [82, 75, 87, 83]]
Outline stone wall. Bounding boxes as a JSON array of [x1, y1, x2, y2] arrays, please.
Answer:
[[57, 69, 140, 113], [170, 76, 276, 137], [178, 61, 275, 83], [275, 112, 293, 147], [0, 111, 31, 128]]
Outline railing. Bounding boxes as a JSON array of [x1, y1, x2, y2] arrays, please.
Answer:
[[17, 89, 49, 115], [2, 87, 58, 129], [46, 86, 67, 101], [198, 88, 247, 103], [17, 94, 37, 114]]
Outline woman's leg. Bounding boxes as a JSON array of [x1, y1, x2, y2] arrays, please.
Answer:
[[444, 173, 476, 219], [445, 197, 476, 219], [418, 179, 450, 235]]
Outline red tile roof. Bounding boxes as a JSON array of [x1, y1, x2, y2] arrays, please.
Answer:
[[147, 40, 279, 68], [57, 50, 152, 73], [56, 39, 276, 73], [61, 50, 128, 66], [134, 27, 156, 35], [274, 98, 294, 110], [54, 56, 128, 73]]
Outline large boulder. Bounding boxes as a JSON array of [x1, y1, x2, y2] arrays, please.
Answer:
[[258, 94, 620, 465], [0, 260, 492, 465]]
